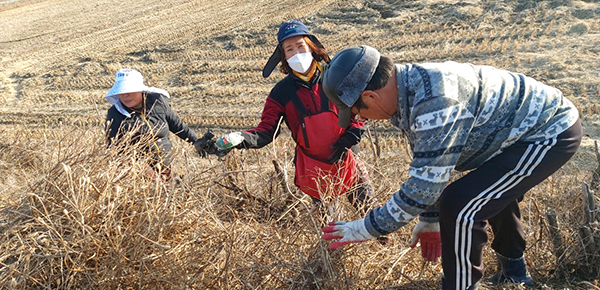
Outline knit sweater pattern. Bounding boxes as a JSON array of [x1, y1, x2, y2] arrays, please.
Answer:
[[365, 62, 579, 236]]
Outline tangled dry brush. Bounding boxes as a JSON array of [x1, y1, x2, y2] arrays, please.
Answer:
[[0, 124, 597, 290]]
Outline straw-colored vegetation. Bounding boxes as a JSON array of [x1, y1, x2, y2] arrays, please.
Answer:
[[1, 0, 599, 289]]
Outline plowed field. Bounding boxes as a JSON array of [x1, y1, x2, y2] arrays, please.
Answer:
[[2, 0, 599, 139], [1, 0, 600, 289]]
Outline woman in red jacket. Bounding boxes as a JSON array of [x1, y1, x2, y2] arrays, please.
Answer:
[[218, 20, 373, 211]]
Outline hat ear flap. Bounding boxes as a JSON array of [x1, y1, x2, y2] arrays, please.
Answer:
[[262, 46, 283, 78], [307, 35, 325, 50]]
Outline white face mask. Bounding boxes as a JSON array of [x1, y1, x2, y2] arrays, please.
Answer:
[[287, 52, 314, 74]]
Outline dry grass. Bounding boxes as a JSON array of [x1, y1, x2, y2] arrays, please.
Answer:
[[0, 124, 597, 289], [2, 0, 600, 289]]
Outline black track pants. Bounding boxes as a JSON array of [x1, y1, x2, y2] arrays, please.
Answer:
[[439, 119, 582, 290]]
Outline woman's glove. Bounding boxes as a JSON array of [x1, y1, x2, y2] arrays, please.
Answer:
[[194, 131, 237, 158], [410, 220, 441, 262], [328, 128, 361, 163], [194, 131, 218, 158], [321, 219, 374, 249]]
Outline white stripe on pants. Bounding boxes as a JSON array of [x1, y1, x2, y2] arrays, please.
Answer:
[[452, 139, 556, 290]]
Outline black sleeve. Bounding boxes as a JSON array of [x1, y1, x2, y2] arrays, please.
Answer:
[[162, 97, 199, 144], [105, 106, 124, 146]]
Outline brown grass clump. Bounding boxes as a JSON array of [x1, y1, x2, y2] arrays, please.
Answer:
[[0, 126, 408, 289], [0, 125, 598, 289]]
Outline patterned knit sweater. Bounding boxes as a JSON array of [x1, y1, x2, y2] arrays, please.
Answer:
[[364, 62, 579, 236]]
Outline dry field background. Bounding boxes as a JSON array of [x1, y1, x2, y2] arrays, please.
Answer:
[[1, 0, 600, 289]]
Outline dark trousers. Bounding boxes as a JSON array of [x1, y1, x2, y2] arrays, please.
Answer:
[[439, 119, 582, 290]]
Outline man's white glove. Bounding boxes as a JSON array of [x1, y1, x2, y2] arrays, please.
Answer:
[[216, 132, 244, 150], [410, 220, 441, 262], [321, 219, 374, 249]]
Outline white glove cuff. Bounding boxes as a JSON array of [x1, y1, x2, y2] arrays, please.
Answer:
[[345, 219, 374, 241], [415, 220, 440, 233]]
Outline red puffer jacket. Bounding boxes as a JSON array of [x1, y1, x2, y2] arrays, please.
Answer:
[[239, 70, 364, 198]]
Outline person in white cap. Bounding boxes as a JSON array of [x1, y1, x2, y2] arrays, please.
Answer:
[[105, 68, 200, 181], [212, 21, 375, 214], [319, 46, 581, 289]]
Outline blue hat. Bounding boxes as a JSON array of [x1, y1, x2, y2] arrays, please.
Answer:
[[276, 20, 310, 43], [262, 20, 321, 78]]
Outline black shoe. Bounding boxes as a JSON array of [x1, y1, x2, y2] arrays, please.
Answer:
[[486, 253, 534, 286]]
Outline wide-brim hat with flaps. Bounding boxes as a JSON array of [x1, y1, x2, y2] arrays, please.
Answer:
[[262, 20, 324, 78], [104, 68, 170, 117], [105, 68, 148, 98]]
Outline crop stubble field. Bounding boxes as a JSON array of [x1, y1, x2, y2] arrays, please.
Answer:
[[1, 0, 600, 289]]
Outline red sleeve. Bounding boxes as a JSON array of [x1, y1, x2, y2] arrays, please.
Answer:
[[240, 97, 286, 149]]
